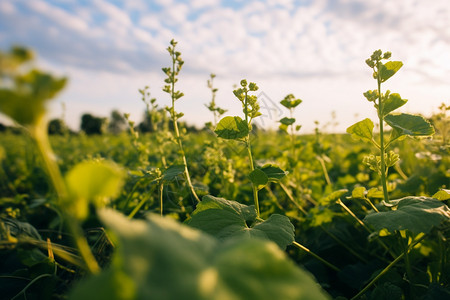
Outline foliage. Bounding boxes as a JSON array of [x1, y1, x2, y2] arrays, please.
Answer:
[[0, 44, 448, 300]]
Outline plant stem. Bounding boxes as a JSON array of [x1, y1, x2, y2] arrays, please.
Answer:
[[169, 53, 200, 203], [376, 67, 389, 203], [292, 241, 340, 272], [159, 182, 164, 216], [246, 139, 260, 217], [317, 155, 332, 186], [31, 120, 100, 274], [351, 234, 426, 300], [279, 182, 307, 215]]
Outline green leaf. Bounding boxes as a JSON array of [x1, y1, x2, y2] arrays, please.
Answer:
[[279, 117, 295, 126], [379, 61, 403, 82], [364, 196, 450, 234], [433, 189, 450, 201], [367, 188, 384, 199], [385, 113, 435, 138], [162, 164, 185, 182], [65, 160, 125, 220], [351, 187, 367, 199], [346, 118, 374, 142], [319, 189, 348, 205], [381, 93, 407, 116], [259, 164, 288, 182], [249, 168, 269, 190], [186, 195, 295, 250], [280, 96, 302, 108], [214, 116, 249, 140], [70, 209, 330, 300]]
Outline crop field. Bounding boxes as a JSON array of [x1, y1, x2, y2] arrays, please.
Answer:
[[0, 43, 449, 300]]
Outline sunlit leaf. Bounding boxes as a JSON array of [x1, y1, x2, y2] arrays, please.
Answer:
[[215, 116, 249, 139], [385, 113, 435, 138], [319, 189, 348, 205], [0, 70, 67, 126], [186, 195, 295, 250], [433, 189, 450, 201], [346, 118, 374, 142], [379, 61, 403, 82], [65, 160, 125, 220], [381, 93, 407, 116], [364, 196, 450, 234], [351, 187, 367, 199]]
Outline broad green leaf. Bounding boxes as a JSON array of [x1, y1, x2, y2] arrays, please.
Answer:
[[379, 61, 403, 82], [381, 93, 407, 116], [249, 168, 269, 190], [186, 195, 295, 250], [279, 117, 296, 126], [319, 189, 348, 205], [259, 164, 288, 182], [162, 164, 185, 182], [364, 196, 450, 234], [346, 118, 374, 142], [215, 116, 249, 139], [65, 160, 125, 220], [385, 113, 435, 138], [0, 70, 67, 126], [351, 187, 367, 199], [70, 209, 330, 300], [433, 189, 450, 201], [280, 98, 302, 109]]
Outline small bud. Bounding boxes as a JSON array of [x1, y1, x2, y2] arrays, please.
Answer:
[[240, 79, 247, 87]]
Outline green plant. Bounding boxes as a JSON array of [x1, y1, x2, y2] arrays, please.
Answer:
[[347, 49, 435, 203], [162, 40, 200, 203]]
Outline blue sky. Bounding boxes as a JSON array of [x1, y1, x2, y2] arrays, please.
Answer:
[[1, 0, 449, 133]]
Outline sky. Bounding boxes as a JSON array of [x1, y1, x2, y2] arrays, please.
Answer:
[[0, 0, 449, 133]]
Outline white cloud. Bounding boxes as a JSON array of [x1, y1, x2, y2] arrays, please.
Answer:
[[1, 0, 449, 132]]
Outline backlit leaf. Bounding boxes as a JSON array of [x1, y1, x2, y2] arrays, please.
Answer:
[[385, 113, 435, 138], [433, 189, 450, 201], [379, 61, 403, 82], [381, 93, 407, 116], [215, 116, 249, 140], [347, 118, 374, 142], [65, 160, 125, 220]]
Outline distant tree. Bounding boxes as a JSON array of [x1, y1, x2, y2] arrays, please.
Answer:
[[108, 109, 126, 134], [80, 113, 106, 135], [48, 118, 67, 135]]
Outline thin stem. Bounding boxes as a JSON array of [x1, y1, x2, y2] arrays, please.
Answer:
[[279, 182, 307, 215], [292, 241, 340, 272], [376, 67, 389, 202], [169, 49, 200, 203], [246, 139, 260, 217], [317, 155, 332, 186], [337, 199, 394, 257], [159, 182, 164, 216], [351, 234, 426, 300]]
